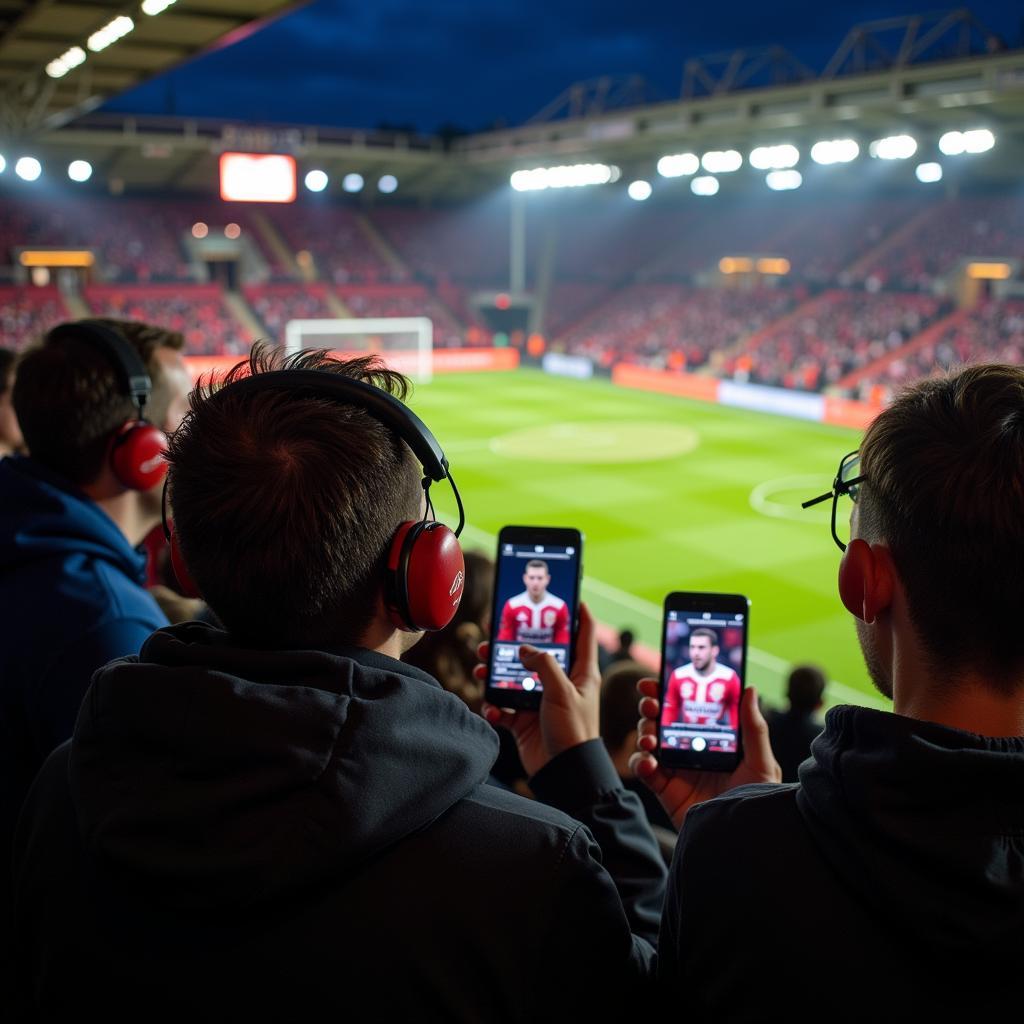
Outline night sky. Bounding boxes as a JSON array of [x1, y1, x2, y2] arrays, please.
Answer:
[[102, 2, 1023, 132]]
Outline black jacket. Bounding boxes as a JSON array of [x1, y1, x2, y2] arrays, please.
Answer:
[[14, 622, 665, 1022], [659, 705, 1024, 1019]]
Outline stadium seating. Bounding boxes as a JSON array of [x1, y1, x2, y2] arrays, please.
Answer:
[[726, 289, 948, 391], [244, 283, 337, 344], [0, 286, 70, 350], [335, 284, 471, 348], [84, 284, 250, 355]]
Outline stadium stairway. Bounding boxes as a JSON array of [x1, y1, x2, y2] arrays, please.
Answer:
[[61, 292, 91, 319], [716, 292, 822, 366], [842, 202, 940, 282], [835, 307, 967, 393], [354, 213, 408, 279], [222, 291, 267, 343], [247, 209, 302, 279]]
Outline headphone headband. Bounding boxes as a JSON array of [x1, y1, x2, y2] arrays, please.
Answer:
[[217, 368, 450, 482], [46, 320, 152, 413]]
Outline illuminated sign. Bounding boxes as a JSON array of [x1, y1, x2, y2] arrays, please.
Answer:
[[219, 152, 296, 203]]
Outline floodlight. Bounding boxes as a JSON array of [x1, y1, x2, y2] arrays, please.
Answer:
[[749, 144, 799, 170], [142, 0, 177, 14], [701, 150, 742, 174], [869, 135, 917, 160], [378, 174, 398, 194], [691, 176, 719, 197], [915, 162, 943, 183], [15, 157, 41, 182], [67, 160, 92, 182], [0, 155, 6, 174], [938, 131, 964, 156], [304, 169, 328, 193], [657, 153, 699, 177], [810, 139, 859, 165], [627, 180, 652, 201], [87, 15, 134, 52], [342, 172, 364, 193], [509, 163, 616, 192], [192, 222, 209, 239], [766, 170, 802, 191], [46, 46, 86, 79], [224, 223, 241, 240], [962, 129, 995, 153]]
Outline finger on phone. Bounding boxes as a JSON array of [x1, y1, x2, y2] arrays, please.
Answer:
[[639, 695, 660, 721], [637, 677, 659, 699]]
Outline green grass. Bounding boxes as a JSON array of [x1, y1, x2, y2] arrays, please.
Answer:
[[409, 368, 886, 711]]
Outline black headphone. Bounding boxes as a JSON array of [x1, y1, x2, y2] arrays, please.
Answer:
[[164, 368, 467, 633], [46, 320, 168, 491]]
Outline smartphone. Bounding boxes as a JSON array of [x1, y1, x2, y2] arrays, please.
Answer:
[[657, 592, 749, 772], [485, 525, 583, 710]]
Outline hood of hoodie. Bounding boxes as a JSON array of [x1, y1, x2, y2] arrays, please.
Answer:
[[70, 621, 500, 910], [0, 456, 147, 584], [797, 705, 1024, 955]]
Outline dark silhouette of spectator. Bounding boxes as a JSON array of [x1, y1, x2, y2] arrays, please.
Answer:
[[610, 628, 636, 663], [766, 664, 826, 782]]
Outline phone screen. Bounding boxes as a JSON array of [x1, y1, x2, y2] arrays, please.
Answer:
[[658, 594, 748, 770], [487, 529, 581, 702]]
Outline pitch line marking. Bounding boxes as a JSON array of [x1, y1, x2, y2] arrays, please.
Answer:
[[448, 521, 886, 710], [749, 475, 828, 523]]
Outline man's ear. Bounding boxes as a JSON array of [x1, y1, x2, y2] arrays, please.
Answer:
[[838, 539, 894, 624]]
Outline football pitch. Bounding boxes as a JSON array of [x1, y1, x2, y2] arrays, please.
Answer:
[[410, 368, 887, 711]]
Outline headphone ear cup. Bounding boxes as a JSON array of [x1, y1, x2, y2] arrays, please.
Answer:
[[168, 524, 202, 599], [386, 521, 465, 632], [111, 420, 168, 491]]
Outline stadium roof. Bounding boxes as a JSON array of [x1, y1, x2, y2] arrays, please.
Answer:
[[0, 0, 299, 134]]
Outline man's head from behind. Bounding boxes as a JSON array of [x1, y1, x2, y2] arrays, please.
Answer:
[[523, 559, 550, 600], [165, 345, 422, 649], [851, 363, 1024, 696], [787, 664, 826, 714], [13, 319, 187, 486]]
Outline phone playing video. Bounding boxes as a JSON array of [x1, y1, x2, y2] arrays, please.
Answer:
[[485, 525, 583, 710], [657, 592, 749, 772]]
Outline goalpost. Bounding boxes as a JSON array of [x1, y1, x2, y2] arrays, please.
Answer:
[[284, 317, 434, 383]]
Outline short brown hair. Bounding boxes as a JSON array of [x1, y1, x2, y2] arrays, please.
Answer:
[[13, 319, 184, 484], [165, 344, 422, 648], [858, 363, 1024, 690], [690, 627, 718, 645]]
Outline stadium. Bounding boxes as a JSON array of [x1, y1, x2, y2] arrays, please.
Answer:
[[4, 2, 1024, 1015]]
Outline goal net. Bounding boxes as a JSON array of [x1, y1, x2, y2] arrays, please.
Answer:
[[284, 317, 434, 383]]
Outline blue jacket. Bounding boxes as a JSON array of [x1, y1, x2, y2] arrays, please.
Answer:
[[0, 456, 167, 880]]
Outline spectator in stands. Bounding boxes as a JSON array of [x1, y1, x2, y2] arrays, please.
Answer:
[[600, 660, 674, 834], [13, 345, 664, 1020], [765, 664, 826, 782], [610, 629, 636, 664], [0, 320, 189, 945], [634, 363, 1024, 1016], [0, 348, 24, 456]]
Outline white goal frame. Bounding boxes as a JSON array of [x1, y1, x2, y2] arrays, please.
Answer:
[[284, 317, 434, 383]]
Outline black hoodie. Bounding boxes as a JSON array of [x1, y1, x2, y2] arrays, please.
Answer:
[[14, 622, 664, 1022], [659, 705, 1024, 1019]]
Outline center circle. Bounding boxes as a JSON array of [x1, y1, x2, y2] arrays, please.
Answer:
[[490, 421, 700, 464]]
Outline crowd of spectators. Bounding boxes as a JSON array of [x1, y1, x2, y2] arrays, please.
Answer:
[[338, 286, 471, 348], [851, 299, 1024, 401], [85, 286, 250, 355], [0, 287, 68, 350], [244, 284, 337, 343], [727, 289, 948, 392]]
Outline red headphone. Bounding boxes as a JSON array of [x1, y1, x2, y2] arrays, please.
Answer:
[[163, 368, 466, 634], [47, 320, 168, 491]]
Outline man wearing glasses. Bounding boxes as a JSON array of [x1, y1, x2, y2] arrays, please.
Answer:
[[634, 364, 1024, 1016]]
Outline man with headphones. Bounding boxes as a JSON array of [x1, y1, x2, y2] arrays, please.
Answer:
[[632, 364, 1024, 1017], [0, 319, 191, 944], [13, 344, 665, 1019]]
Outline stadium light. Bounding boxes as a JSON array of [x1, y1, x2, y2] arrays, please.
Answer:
[[224, 223, 241, 240], [0, 155, 6, 174], [87, 15, 134, 52], [342, 172, 364, 193], [191, 222, 209, 239], [765, 170, 802, 191], [378, 174, 398, 194], [749, 144, 799, 170], [510, 163, 618, 192], [45, 46, 86, 79], [915, 162, 943, 183], [869, 135, 917, 160], [656, 153, 699, 178], [15, 157, 41, 182], [304, 169, 328, 193], [627, 180, 652, 201], [691, 176, 719, 197], [141, 0, 177, 14], [810, 139, 859, 165], [939, 129, 995, 156], [67, 160, 92, 182], [701, 150, 742, 174]]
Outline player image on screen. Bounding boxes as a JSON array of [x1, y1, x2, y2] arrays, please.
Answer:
[[496, 559, 570, 645], [661, 627, 741, 730]]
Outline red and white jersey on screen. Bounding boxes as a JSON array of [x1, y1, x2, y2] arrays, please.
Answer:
[[661, 662, 741, 729], [496, 592, 570, 645]]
